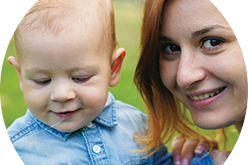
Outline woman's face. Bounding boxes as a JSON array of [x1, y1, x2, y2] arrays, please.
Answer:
[[159, 0, 247, 129]]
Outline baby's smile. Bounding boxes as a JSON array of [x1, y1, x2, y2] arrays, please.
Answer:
[[53, 109, 80, 118]]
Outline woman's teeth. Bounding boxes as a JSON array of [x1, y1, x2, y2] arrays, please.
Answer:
[[189, 87, 225, 101]]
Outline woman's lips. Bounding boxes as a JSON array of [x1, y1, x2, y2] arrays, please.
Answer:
[[54, 110, 78, 118], [187, 86, 227, 109], [188, 87, 226, 101]]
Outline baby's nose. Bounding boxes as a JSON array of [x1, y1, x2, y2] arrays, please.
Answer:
[[50, 81, 76, 102]]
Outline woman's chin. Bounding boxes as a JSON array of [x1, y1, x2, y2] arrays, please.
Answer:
[[193, 118, 243, 130]]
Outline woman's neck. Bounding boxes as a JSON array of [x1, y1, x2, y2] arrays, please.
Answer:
[[234, 120, 244, 133]]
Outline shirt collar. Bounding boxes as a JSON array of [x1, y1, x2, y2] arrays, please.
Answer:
[[233, 122, 248, 150], [27, 92, 118, 141], [27, 111, 72, 141], [93, 92, 118, 127]]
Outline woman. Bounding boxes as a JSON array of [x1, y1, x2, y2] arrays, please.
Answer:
[[134, 0, 247, 164]]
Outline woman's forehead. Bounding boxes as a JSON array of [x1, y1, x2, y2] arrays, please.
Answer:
[[161, 0, 229, 35]]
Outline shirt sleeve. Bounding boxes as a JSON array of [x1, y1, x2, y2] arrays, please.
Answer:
[[190, 151, 214, 165], [148, 146, 214, 165], [147, 145, 174, 165]]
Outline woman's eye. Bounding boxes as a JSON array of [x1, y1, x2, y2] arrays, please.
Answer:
[[35, 79, 51, 85], [202, 38, 223, 50], [162, 44, 180, 54]]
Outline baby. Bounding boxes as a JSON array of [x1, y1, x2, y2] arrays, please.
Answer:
[[7, 0, 172, 164]]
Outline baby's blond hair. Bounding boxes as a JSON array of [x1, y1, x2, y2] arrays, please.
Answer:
[[15, 0, 117, 56]]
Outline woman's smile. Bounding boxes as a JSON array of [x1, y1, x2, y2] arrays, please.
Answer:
[[187, 86, 226, 101], [186, 86, 227, 109]]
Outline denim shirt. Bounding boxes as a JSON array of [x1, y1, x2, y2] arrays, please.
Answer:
[[7, 92, 214, 165], [224, 123, 248, 165]]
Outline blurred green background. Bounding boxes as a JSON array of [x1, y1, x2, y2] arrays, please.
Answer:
[[0, 0, 238, 151]]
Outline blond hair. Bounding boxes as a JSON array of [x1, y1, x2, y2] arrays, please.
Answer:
[[15, 0, 117, 56]]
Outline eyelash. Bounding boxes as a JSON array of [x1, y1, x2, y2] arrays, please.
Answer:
[[159, 43, 180, 55], [72, 77, 90, 83], [201, 37, 224, 50], [35, 79, 51, 85], [34, 76, 91, 86], [159, 37, 225, 55]]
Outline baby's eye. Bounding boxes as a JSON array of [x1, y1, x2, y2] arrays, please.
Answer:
[[35, 79, 51, 85], [72, 77, 90, 83], [160, 44, 181, 54], [201, 38, 223, 50]]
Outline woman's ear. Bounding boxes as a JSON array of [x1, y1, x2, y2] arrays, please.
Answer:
[[8, 56, 23, 92], [110, 48, 126, 87]]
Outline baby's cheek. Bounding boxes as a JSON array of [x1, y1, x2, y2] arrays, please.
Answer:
[[87, 95, 106, 109], [23, 89, 48, 111]]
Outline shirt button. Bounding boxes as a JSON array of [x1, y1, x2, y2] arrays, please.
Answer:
[[87, 122, 93, 128], [93, 145, 101, 154]]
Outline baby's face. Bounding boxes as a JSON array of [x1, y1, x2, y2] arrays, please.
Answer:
[[17, 30, 112, 132]]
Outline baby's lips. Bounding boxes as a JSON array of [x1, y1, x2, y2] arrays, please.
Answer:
[[54, 110, 77, 118]]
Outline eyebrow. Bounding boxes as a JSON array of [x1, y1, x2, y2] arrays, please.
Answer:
[[24, 65, 98, 73], [158, 35, 173, 42], [191, 25, 230, 38], [158, 25, 231, 42]]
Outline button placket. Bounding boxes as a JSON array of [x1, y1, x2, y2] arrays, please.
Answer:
[[93, 145, 101, 154], [82, 124, 109, 164]]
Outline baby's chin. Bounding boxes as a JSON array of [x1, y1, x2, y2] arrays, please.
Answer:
[[53, 122, 84, 133]]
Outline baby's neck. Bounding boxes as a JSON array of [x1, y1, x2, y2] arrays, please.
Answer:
[[234, 120, 244, 133]]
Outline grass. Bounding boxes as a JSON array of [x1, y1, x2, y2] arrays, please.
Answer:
[[0, 0, 238, 152]]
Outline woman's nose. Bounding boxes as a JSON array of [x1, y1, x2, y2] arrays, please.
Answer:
[[176, 50, 206, 89], [50, 80, 76, 102]]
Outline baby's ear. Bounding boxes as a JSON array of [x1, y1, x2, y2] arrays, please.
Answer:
[[8, 56, 23, 92], [110, 48, 126, 87]]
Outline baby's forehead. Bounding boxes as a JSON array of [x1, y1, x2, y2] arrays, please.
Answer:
[[17, 22, 114, 64], [15, 0, 115, 59], [17, 0, 110, 36]]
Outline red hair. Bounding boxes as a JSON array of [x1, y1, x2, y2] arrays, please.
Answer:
[[134, 0, 211, 154]]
